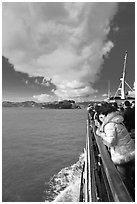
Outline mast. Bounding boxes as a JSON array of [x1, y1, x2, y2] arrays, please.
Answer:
[[121, 51, 128, 99], [108, 80, 110, 98], [114, 51, 130, 99]]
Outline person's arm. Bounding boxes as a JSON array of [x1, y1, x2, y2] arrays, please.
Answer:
[[96, 123, 117, 147]]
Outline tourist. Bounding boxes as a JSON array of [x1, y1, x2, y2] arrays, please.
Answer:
[[117, 103, 124, 114], [123, 100, 135, 132], [95, 103, 135, 199], [87, 104, 95, 120]]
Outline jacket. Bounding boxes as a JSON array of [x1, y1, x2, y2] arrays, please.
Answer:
[[123, 107, 135, 132], [98, 112, 135, 165]]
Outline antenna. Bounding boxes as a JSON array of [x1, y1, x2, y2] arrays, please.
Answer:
[[114, 51, 133, 99], [121, 51, 127, 99]]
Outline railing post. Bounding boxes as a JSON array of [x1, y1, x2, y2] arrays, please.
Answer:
[[87, 119, 92, 202], [84, 139, 88, 202]]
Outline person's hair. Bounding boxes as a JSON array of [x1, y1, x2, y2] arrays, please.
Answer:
[[98, 103, 117, 116], [94, 104, 101, 113], [124, 100, 131, 107], [111, 102, 118, 108], [94, 112, 102, 125]]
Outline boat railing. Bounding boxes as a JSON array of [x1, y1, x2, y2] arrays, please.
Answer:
[[79, 114, 133, 202]]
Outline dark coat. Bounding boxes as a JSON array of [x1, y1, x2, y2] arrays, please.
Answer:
[[123, 107, 135, 132]]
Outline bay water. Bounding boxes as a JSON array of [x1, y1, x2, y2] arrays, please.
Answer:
[[2, 108, 87, 202]]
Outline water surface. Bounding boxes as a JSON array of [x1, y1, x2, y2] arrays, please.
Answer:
[[2, 108, 87, 201]]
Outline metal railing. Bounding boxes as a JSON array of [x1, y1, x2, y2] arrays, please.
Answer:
[[79, 115, 133, 202]]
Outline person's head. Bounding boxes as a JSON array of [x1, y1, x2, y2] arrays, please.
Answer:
[[99, 114, 106, 123], [118, 103, 123, 108], [94, 112, 102, 124], [111, 102, 118, 108], [117, 103, 123, 112], [124, 100, 131, 108], [94, 104, 101, 113], [98, 103, 117, 122]]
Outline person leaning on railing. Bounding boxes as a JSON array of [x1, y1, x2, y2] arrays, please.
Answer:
[[87, 104, 95, 120], [95, 102, 135, 200]]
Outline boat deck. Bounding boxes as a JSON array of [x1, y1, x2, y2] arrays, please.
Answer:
[[79, 115, 134, 202]]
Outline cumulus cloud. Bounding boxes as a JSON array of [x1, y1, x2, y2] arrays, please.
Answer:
[[102, 93, 108, 97], [2, 2, 118, 101], [33, 93, 58, 102]]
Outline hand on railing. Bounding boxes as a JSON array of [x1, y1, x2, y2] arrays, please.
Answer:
[[94, 120, 101, 128]]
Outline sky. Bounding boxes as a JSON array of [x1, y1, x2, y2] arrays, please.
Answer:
[[2, 2, 135, 102]]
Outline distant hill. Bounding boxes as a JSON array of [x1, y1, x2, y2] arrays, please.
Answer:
[[2, 101, 41, 108], [2, 100, 102, 109], [2, 100, 82, 109]]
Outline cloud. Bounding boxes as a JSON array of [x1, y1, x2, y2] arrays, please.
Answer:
[[2, 2, 118, 101], [102, 93, 108, 97], [113, 26, 119, 32], [33, 93, 58, 102]]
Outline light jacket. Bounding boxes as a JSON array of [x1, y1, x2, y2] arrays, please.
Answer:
[[97, 112, 135, 165]]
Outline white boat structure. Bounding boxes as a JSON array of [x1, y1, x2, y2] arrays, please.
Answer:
[[106, 51, 135, 104]]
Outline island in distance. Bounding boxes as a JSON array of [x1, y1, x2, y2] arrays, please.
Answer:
[[2, 100, 83, 109]]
